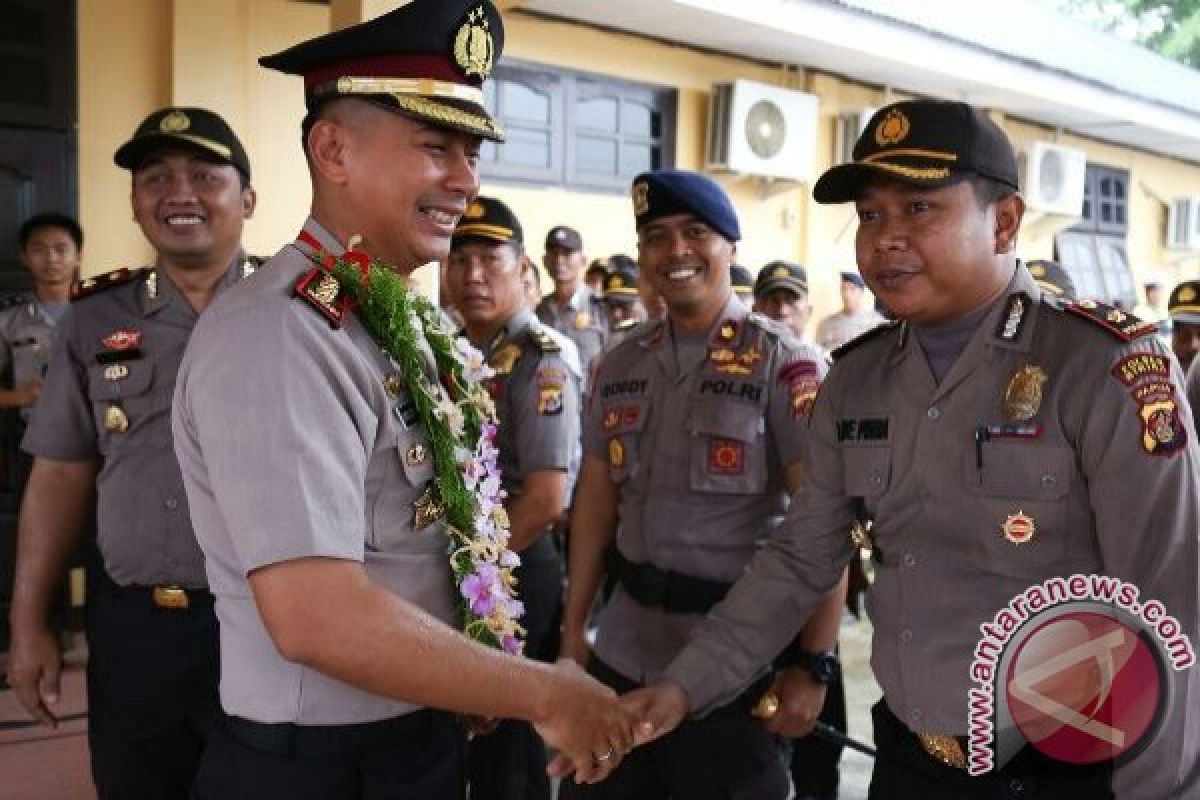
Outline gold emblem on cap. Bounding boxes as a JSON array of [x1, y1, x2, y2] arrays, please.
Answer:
[[104, 403, 129, 433], [773, 266, 789, 279], [1003, 365, 1047, 421], [610, 276, 625, 290], [454, 6, 495, 80], [1002, 511, 1036, 545], [632, 181, 650, 216], [465, 201, 486, 219], [159, 110, 190, 133], [874, 108, 911, 147], [1180, 286, 1197, 304]]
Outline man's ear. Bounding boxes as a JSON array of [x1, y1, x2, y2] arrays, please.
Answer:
[[307, 118, 352, 186], [994, 193, 1026, 255], [241, 186, 258, 220]]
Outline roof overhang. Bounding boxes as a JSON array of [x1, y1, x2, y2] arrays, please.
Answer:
[[518, 0, 1200, 164]]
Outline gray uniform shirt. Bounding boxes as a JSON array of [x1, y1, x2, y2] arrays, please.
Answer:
[[1186, 356, 1200, 427], [667, 267, 1200, 797], [23, 259, 251, 587], [815, 307, 886, 352], [173, 217, 457, 725], [0, 299, 59, 422], [585, 294, 826, 683], [536, 285, 608, 378], [478, 308, 582, 503]]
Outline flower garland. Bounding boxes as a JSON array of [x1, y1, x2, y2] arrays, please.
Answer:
[[328, 252, 525, 654]]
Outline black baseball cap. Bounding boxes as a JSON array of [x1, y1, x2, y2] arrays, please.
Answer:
[[453, 195, 523, 246], [545, 225, 583, 253], [730, 264, 755, 294], [813, 100, 1019, 204], [603, 263, 640, 306], [755, 261, 808, 299], [259, 0, 504, 142], [1169, 280, 1200, 325], [114, 107, 252, 180]]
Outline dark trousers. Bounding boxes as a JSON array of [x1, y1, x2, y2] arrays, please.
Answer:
[[559, 658, 790, 800], [468, 535, 563, 800], [192, 710, 467, 800], [85, 569, 220, 800], [789, 661, 846, 799], [867, 701, 1114, 800]]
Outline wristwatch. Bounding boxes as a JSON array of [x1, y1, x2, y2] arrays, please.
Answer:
[[792, 649, 840, 685]]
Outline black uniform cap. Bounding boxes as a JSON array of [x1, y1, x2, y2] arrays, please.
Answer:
[[603, 263, 640, 306], [1169, 280, 1200, 325], [452, 195, 522, 246], [755, 261, 809, 299], [813, 100, 1018, 204], [730, 264, 755, 295], [259, 0, 505, 142], [114, 107, 251, 180]]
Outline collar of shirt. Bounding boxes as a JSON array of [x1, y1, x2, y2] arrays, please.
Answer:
[[141, 249, 253, 317]]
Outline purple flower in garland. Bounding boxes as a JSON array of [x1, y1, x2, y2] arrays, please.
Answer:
[[501, 634, 522, 654], [461, 563, 502, 616]]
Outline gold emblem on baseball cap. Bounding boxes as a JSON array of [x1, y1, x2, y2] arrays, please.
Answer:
[[1003, 364, 1047, 421], [874, 108, 911, 147], [159, 110, 191, 133], [465, 201, 486, 219], [453, 6, 495, 79]]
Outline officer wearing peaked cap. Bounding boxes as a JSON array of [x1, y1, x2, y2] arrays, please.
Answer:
[[558, 168, 846, 799], [730, 264, 756, 306], [631, 100, 1200, 799], [1168, 279, 1200, 374], [753, 261, 817, 346], [8, 106, 258, 799], [446, 195, 583, 800], [602, 261, 645, 343], [171, 3, 642, 798]]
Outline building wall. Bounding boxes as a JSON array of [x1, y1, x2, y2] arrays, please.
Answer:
[[74, 2, 1200, 324]]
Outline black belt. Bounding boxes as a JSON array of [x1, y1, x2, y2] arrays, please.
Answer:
[[221, 710, 439, 757], [92, 568, 213, 610], [607, 549, 732, 614]]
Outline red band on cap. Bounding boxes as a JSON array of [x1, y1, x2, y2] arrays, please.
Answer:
[[303, 54, 470, 93]]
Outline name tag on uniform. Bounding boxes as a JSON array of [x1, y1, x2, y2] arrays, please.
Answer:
[[837, 418, 889, 442]]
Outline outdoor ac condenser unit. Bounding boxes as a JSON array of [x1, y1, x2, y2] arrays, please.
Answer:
[[1023, 141, 1087, 216], [706, 80, 818, 182], [1167, 196, 1200, 250]]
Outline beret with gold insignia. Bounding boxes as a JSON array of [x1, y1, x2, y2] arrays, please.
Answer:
[[813, 100, 1018, 204], [114, 107, 251, 179], [259, 0, 505, 142]]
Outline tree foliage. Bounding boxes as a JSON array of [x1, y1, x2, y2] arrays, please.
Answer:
[[1055, 0, 1199, 67]]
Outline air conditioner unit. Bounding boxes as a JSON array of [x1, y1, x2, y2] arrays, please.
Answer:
[[1023, 141, 1087, 216], [706, 80, 818, 182], [1167, 196, 1200, 250], [835, 107, 877, 164]]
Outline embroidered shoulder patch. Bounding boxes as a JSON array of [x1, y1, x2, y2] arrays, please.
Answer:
[[294, 267, 345, 328], [71, 267, 149, 302], [1064, 300, 1158, 342], [831, 320, 899, 361], [1110, 351, 1187, 457]]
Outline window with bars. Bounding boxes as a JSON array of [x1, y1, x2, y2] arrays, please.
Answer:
[[1056, 165, 1135, 308], [480, 62, 675, 192]]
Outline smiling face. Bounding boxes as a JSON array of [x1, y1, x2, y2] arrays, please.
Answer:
[[853, 179, 1022, 326], [446, 238, 525, 337], [131, 146, 254, 268], [637, 213, 734, 328]]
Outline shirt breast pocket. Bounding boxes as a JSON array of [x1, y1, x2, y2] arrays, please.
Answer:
[[842, 445, 892, 499], [969, 443, 1072, 572], [688, 397, 767, 494], [12, 340, 47, 384], [603, 400, 647, 485], [85, 361, 156, 447], [368, 426, 444, 555]]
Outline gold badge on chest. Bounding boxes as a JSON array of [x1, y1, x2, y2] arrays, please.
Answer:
[[413, 484, 446, 531], [1002, 511, 1036, 544], [1003, 365, 1047, 421], [104, 403, 129, 433]]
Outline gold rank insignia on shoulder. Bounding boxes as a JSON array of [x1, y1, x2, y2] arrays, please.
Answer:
[[1003, 365, 1047, 421], [490, 343, 520, 375], [104, 403, 129, 433], [294, 267, 345, 328], [71, 267, 148, 302], [453, 6, 495, 79], [1002, 511, 1035, 545], [1064, 300, 1157, 342], [530, 329, 560, 354]]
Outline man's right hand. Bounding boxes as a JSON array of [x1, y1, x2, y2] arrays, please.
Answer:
[[6, 623, 62, 728], [533, 659, 642, 784]]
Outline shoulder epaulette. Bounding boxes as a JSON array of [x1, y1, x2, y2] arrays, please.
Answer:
[[71, 267, 149, 302], [1062, 300, 1158, 342], [530, 326, 560, 354], [294, 267, 345, 328], [831, 320, 901, 361]]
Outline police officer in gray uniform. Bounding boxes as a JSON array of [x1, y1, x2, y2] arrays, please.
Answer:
[[536, 225, 608, 374], [447, 195, 583, 800], [7, 106, 258, 800], [559, 169, 847, 799], [634, 101, 1200, 799], [170, 4, 641, 798]]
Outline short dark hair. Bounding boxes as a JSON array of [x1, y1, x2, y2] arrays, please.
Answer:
[[968, 174, 1015, 209], [19, 212, 83, 251]]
